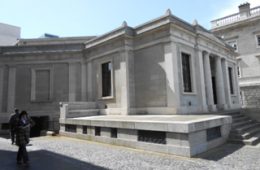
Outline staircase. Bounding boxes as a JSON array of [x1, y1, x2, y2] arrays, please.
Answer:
[[227, 112, 260, 145]]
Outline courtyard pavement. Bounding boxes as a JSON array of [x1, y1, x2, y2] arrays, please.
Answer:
[[0, 136, 259, 170]]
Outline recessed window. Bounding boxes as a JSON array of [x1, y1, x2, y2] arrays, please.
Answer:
[[181, 52, 192, 93], [101, 62, 112, 97], [95, 127, 101, 136], [207, 126, 221, 141], [227, 40, 238, 51], [65, 125, 76, 133], [138, 130, 166, 144], [111, 128, 117, 138], [228, 67, 234, 95], [83, 126, 88, 134], [256, 35, 260, 47]]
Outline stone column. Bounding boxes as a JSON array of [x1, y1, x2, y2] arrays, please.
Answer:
[[215, 56, 226, 109], [203, 52, 215, 111], [164, 41, 180, 113], [198, 50, 207, 112], [0, 66, 4, 112], [81, 61, 87, 101], [221, 58, 232, 108], [68, 63, 77, 102], [7, 66, 16, 112]]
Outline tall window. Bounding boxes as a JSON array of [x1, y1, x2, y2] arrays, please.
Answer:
[[182, 53, 192, 92], [228, 67, 234, 95], [102, 62, 112, 97], [256, 35, 260, 47]]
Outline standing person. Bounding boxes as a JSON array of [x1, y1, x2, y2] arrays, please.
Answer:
[[16, 111, 30, 165], [9, 109, 20, 145]]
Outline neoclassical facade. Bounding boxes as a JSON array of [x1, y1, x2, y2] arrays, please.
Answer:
[[0, 10, 240, 133], [211, 3, 260, 120]]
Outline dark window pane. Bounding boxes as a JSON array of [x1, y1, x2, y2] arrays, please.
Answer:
[[102, 62, 112, 97], [257, 35, 260, 46], [182, 53, 192, 92], [228, 67, 234, 94], [207, 126, 221, 141]]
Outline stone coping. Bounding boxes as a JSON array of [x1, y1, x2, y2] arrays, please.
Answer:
[[60, 115, 232, 133]]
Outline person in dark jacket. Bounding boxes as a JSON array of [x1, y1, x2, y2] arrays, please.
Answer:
[[16, 111, 30, 165], [9, 109, 20, 144]]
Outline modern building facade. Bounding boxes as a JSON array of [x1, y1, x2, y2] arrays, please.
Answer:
[[211, 3, 260, 120], [0, 23, 20, 46], [0, 10, 240, 136]]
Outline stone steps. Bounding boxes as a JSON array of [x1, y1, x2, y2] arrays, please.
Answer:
[[227, 111, 260, 145]]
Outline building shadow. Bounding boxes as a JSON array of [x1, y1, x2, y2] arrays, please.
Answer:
[[195, 143, 244, 161], [0, 149, 108, 170]]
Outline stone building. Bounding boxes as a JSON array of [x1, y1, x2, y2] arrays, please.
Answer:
[[0, 23, 20, 46], [211, 3, 260, 120], [0, 10, 240, 138]]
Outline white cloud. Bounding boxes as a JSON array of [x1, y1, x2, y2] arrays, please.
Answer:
[[215, 0, 260, 18]]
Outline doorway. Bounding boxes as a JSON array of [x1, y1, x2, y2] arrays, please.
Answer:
[[212, 76, 217, 105], [30, 116, 49, 137]]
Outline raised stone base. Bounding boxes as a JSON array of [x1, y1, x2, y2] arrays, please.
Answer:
[[59, 115, 232, 157]]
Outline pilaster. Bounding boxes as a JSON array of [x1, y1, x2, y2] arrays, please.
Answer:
[[120, 39, 134, 115], [87, 61, 93, 101], [68, 63, 77, 101], [7, 66, 16, 112], [164, 41, 180, 111], [81, 61, 87, 101]]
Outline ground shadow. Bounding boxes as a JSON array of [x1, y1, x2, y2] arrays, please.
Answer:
[[195, 142, 244, 161], [0, 149, 108, 170]]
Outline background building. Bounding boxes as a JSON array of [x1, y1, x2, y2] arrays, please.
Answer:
[[211, 3, 260, 121], [0, 23, 20, 46]]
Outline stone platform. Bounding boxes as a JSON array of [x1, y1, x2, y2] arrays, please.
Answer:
[[59, 115, 232, 157]]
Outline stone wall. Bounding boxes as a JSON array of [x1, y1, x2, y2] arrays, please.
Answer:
[[241, 86, 260, 108]]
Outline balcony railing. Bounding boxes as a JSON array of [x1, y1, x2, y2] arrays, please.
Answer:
[[211, 6, 260, 29]]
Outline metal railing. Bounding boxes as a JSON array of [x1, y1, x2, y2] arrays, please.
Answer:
[[211, 6, 260, 29]]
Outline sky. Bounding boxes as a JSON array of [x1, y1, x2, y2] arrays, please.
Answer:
[[1, 0, 260, 38]]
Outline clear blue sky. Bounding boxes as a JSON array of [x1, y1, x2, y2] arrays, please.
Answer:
[[1, 0, 260, 38]]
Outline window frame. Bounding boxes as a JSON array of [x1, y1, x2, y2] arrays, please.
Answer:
[[98, 58, 114, 100], [31, 67, 53, 102], [228, 66, 235, 95], [180, 52, 195, 94]]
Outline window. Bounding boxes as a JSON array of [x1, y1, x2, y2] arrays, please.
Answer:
[[111, 128, 117, 138], [227, 40, 238, 51], [256, 35, 260, 47], [237, 66, 241, 78], [83, 126, 88, 134], [181, 53, 192, 92], [207, 126, 221, 141], [228, 67, 234, 95], [95, 127, 101, 136], [101, 62, 112, 97]]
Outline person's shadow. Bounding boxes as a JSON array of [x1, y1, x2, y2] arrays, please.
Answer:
[[0, 149, 108, 170]]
